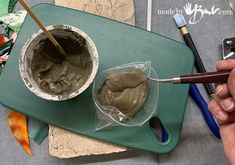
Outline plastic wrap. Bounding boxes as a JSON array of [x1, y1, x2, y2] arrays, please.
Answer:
[[92, 61, 159, 131]]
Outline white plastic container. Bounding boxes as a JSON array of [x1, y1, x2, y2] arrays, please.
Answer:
[[19, 25, 99, 101]]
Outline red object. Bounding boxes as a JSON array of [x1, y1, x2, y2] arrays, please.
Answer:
[[0, 34, 9, 47], [0, 34, 4, 47]]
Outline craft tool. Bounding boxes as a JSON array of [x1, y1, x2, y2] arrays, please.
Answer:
[[173, 14, 220, 139], [222, 37, 235, 59], [18, 0, 66, 61], [147, 70, 230, 84], [189, 84, 220, 139], [173, 14, 215, 96]]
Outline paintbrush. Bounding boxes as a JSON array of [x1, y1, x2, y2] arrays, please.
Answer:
[[18, 0, 66, 62], [173, 14, 215, 96]]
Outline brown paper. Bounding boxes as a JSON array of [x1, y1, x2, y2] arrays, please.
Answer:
[[49, 0, 135, 158]]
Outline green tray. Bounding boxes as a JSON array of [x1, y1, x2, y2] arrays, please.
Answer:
[[0, 4, 194, 153]]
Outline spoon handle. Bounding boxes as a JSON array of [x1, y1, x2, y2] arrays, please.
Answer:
[[176, 70, 230, 84]]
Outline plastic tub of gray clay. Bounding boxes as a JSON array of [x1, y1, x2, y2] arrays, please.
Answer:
[[19, 25, 99, 101]]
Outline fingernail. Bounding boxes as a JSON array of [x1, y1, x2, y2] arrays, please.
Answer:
[[215, 85, 223, 95], [222, 99, 234, 112], [216, 111, 228, 121]]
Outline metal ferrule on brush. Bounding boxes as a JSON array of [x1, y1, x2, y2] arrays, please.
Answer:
[[180, 26, 189, 35], [172, 77, 181, 83]]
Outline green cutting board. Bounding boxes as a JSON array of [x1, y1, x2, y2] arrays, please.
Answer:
[[0, 4, 194, 153]]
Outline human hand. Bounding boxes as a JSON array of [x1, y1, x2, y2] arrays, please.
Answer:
[[209, 59, 235, 164]]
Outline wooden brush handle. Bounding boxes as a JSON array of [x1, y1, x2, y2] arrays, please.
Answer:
[[178, 70, 230, 84], [18, 0, 66, 57]]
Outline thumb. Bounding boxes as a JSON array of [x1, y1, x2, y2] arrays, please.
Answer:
[[228, 68, 235, 99]]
